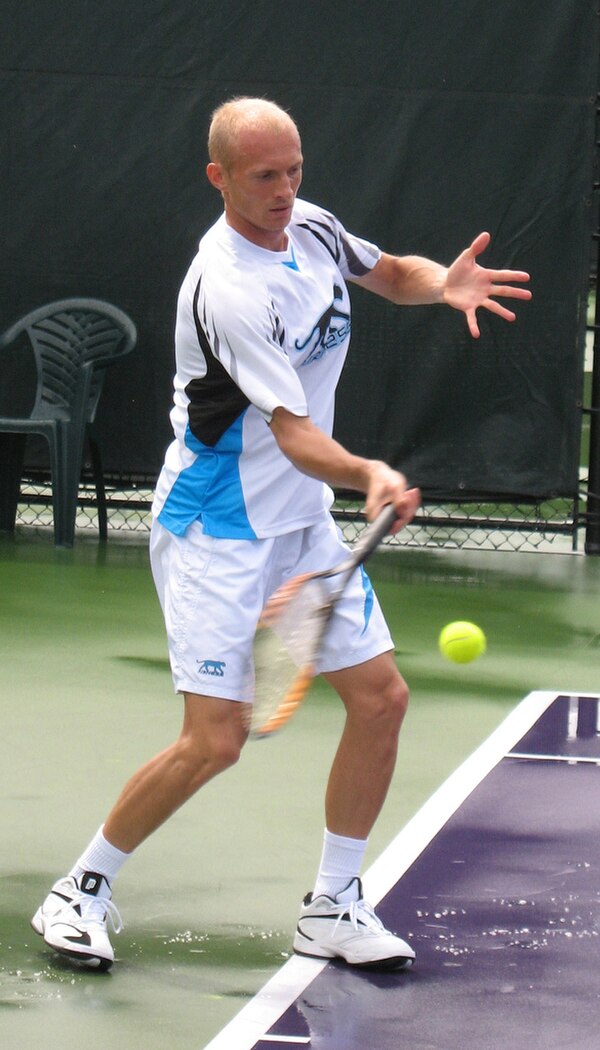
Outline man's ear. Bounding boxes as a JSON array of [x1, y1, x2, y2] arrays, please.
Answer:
[[206, 161, 226, 191]]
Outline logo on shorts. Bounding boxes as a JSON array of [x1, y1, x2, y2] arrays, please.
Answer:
[[197, 659, 226, 677]]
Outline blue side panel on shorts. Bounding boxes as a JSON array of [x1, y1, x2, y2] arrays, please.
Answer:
[[359, 565, 374, 635], [157, 414, 257, 539]]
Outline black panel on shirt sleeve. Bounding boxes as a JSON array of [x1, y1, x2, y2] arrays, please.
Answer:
[[297, 219, 340, 264], [297, 216, 371, 277]]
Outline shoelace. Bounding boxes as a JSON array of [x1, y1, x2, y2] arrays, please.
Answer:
[[333, 898, 386, 935], [58, 892, 124, 934]]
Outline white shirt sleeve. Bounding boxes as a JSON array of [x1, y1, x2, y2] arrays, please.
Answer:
[[292, 200, 381, 279], [197, 268, 308, 424]]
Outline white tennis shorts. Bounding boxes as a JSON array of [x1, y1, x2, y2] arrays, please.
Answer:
[[150, 514, 394, 701]]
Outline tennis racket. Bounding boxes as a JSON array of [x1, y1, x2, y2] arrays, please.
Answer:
[[248, 503, 398, 739]]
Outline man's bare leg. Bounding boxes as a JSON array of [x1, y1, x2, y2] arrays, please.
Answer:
[[293, 651, 415, 967], [323, 650, 408, 839], [103, 692, 248, 852]]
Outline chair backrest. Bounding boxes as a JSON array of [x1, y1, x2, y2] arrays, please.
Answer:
[[0, 298, 137, 423]]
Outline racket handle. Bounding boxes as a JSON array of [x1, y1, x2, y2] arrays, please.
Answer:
[[351, 503, 399, 563]]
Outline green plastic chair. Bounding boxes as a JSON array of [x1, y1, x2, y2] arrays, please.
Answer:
[[0, 298, 137, 546]]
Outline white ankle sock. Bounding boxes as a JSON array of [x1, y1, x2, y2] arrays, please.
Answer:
[[69, 826, 130, 887], [312, 828, 368, 901]]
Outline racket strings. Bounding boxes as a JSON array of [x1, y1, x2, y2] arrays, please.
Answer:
[[266, 576, 329, 662], [249, 576, 331, 738]]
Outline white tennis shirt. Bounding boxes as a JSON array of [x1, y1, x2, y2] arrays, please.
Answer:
[[152, 199, 381, 539]]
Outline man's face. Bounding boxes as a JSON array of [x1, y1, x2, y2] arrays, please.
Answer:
[[207, 124, 303, 251]]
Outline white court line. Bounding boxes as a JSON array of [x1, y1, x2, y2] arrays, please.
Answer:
[[202, 955, 326, 1050], [201, 691, 596, 1050], [508, 751, 600, 765], [259, 1037, 311, 1044]]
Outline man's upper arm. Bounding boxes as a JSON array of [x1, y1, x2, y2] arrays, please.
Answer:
[[349, 252, 401, 300], [199, 278, 308, 423], [268, 405, 310, 447]]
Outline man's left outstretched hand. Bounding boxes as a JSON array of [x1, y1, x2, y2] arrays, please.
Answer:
[[444, 231, 532, 339]]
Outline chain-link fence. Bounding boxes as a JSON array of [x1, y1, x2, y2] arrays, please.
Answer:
[[11, 469, 584, 554], [333, 494, 582, 553]]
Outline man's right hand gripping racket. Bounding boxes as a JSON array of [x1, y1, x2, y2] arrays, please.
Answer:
[[248, 504, 399, 740]]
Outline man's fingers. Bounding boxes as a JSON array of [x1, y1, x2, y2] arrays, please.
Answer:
[[466, 308, 481, 339], [391, 487, 421, 532], [469, 231, 491, 257], [484, 298, 516, 322], [489, 270, 531, 284], [490, 283, 532, 300]]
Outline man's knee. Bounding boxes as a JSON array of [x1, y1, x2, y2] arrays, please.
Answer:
[[372, 668, 409, 730], [392, 672, 409, 718], [332, 656, 409, 732], [178, 696, 247, 788], [203, 730, 244, 772], [177, 730, 243, 793]]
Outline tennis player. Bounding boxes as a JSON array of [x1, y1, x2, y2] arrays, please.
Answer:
[[32, 97, 531, 971]]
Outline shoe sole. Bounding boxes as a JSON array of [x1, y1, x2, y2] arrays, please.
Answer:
[[293, 944, 414, 971], [31, 913, 113, 971]]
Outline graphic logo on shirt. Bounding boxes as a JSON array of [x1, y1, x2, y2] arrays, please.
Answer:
[[197, 659, 226, 677], [294, 284, 350, 366]]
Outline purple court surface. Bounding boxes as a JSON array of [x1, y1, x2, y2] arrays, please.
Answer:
[[203, 691, 600, 1050]]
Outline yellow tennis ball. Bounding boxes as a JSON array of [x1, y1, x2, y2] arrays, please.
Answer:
[[439, 621, 486, 664]]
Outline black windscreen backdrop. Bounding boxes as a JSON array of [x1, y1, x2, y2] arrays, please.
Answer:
[[1, 1, 597, 498]]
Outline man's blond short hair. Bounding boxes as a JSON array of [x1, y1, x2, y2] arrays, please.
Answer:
[[208, 97, 299, 170]]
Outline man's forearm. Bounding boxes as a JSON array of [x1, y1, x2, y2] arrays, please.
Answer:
[[269, 407, 419, 528], [354, 251, 448, 306], [269, 409, 375, 492]]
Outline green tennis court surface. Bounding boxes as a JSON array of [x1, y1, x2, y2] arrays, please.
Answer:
[[1, 533, 600, 1049]]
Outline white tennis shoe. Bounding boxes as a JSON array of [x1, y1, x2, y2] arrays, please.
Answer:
[[31, 871, 122, 970], [293, 877, 415, 970]]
